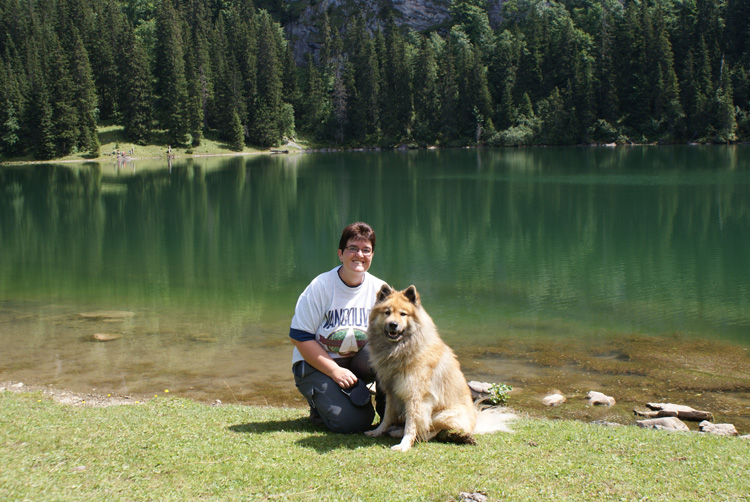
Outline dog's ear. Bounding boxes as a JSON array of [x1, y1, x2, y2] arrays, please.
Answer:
[[403, 285, 420, 306], [376, 284, 393, 303]]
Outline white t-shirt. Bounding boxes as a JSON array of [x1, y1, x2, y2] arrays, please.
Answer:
[[289, 266, 386, 365]]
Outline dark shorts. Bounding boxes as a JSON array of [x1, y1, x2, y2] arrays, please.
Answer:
[[292, 348, 377, 434]]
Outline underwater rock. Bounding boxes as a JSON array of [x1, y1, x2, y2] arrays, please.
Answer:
[[92, 333, 121, 342], [636, 417, 689, 432], [542, 393, 566, 406], [79, 311, 135, 320], [586, 391, 616, 406]]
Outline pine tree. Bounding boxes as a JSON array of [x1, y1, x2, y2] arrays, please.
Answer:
[[716, 57, 737, 142], [118, 22, 152, 144], [88, 0, 122, 122], [229, 108, 244, 151], [250, 11, 283, 146], [380, 15, 412, 142], [49, 35, 78, 156], [413, 34, 441, 143], [154, 0, 189, 146], [346, 15, 380, 141], [69, 28, 99, 154]]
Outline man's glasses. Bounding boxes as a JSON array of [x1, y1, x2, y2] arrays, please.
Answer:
[[344, 246, 373, 256]]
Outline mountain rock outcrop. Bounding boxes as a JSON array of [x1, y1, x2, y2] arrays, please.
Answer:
[[282, 0, 506, 63]]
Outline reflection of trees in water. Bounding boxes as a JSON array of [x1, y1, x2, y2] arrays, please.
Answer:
[[1, 147, 748, 339]]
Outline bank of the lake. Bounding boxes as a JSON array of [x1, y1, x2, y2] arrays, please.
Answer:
[[1, 388, 748, 502]]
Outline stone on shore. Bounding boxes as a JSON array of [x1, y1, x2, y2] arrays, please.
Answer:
[[636, 417, 690, 432], [542, 393, 566, 406], [468, 381, 492, 400], [637, 402, 714, 422], [699, 421, 739, 436], [586, 391, 615, 406]]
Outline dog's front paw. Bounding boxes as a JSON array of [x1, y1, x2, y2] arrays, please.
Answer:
[[391, 442, 412, 452], [391, 436, 414, 451], [365, 427, 385, 438]]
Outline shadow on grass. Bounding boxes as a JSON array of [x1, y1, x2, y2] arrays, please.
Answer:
[[228, 419, 393, 452]]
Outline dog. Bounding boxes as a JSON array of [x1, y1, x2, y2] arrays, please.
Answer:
[[365, 284, 515, 451]]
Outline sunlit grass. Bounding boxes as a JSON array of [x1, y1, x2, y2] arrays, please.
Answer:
[[1, 125, 311, 165], [2, 391, 748, 501]]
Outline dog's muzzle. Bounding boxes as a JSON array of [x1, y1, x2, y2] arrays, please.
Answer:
[[385, 321, 403, 341]]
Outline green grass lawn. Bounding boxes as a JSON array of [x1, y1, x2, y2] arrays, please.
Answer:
[[1, 391, 748, 501]]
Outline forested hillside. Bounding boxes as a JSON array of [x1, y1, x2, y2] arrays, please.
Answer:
[[1, 0, 748, 160]]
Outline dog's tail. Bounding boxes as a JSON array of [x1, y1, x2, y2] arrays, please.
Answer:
[[473, 407, 517, 434]]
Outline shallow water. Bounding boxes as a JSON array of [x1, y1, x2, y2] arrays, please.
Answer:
[[1, 147, 749, 430]]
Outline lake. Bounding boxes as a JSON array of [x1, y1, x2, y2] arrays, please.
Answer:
[[1, 146, 748, 430]]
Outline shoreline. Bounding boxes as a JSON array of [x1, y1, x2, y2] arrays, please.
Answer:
[[4, 140, 749, 167]]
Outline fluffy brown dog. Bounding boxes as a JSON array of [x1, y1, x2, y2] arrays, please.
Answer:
[[365, 284, 514, 451]]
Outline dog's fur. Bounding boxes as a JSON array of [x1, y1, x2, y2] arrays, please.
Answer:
[[365, 284, 514, 451]]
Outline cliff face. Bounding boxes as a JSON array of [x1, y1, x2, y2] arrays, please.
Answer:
[[282, 0, 505, 64]]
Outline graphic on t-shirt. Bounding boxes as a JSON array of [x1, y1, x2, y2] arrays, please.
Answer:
[[320, 327, 367, 356]]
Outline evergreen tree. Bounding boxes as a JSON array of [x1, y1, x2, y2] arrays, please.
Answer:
[[380, 14, 412, 142], [346, 14, 380, 141], [88, 0, 122, 122], [69, 28, 99, 154], [413, 34, 442, 143], [119, 21, 152, 144], [154, 0, 189, 146], [229, 108, 244, 151], [49, 36, 79, 156], [330, 63, 348, 144], [715, 57, 737, 142], [251, 10, 283, 146]]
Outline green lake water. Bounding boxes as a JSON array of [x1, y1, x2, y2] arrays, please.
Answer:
[[1, 146, 749, 429]]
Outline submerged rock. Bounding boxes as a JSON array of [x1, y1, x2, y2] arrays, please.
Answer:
[[542, 393, 566, 407], [91, 333, 121, 342], [79, 311, 135, 320], [636, 417, 690, 432], [586, 391, 616, 406]]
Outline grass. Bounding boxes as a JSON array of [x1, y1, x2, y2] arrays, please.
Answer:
[[1, 391, 748, 501], [0, 125, 310, 165]]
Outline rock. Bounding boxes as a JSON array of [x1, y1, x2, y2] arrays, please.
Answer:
[[468, 381, 492, 400], [591, 420, 622, 427], [639, 403, 714, 422], [458, 492, 488, 502], [636, 417, 690, 432], [92, 333, 121, 342], [542, 393, 566, 407], [586, 391, 616, 406], [79, 311, 134, 320], [699, 421, 739, 436]]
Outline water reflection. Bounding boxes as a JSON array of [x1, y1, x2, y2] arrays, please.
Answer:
[[1, 146, 748, 427]]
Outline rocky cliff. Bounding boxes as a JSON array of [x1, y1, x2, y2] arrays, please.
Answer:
[[282, 0, 506, 64]]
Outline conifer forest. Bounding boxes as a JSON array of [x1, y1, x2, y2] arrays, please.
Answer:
[[1, 0, 749, 159]]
